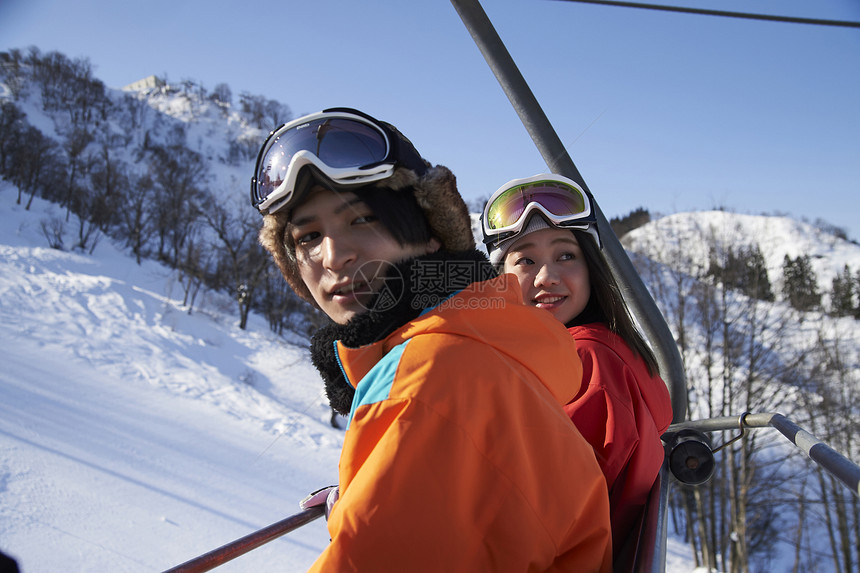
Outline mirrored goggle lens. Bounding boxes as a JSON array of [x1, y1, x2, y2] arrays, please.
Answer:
[[486, 182, 589, 230], [254, 117, 389, 203]]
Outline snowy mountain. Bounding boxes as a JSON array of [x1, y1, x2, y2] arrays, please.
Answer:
[[623, 210, 860, 305]]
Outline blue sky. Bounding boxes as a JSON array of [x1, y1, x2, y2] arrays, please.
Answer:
[[3, 0, 859, 240]]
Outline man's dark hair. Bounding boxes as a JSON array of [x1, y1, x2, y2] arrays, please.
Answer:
[[358, 185, 434, 247]]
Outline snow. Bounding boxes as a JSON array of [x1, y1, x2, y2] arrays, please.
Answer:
[[0, 190, 700, 572], [624, 210, 860, 299], [0, 191, 341, 572]]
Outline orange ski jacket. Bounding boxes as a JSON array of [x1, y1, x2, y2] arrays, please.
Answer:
[[309, 274, 612, 572]]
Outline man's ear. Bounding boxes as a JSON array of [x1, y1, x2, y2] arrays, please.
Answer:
[[426, 237, 442, 254]]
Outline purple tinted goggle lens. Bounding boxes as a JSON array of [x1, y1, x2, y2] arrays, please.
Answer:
[[482, 175, 600, 247], [486, 185, 586, 229]]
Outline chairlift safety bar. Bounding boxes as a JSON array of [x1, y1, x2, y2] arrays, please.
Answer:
[[669, 412, 860, 498]]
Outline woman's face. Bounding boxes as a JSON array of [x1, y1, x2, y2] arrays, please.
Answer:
[[502, 227, 591, 325], [290, 186, 438, 324]]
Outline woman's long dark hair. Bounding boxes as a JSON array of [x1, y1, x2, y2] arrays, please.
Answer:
[[571, 229, 660, 377]]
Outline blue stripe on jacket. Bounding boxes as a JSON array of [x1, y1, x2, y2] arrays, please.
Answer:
[[343, 340, 411, 430]]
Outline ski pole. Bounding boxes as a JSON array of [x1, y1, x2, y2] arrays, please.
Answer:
[[162, 505, 325, 573]]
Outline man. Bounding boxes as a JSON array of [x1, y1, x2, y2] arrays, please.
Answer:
[[253, 107, 611, 572]]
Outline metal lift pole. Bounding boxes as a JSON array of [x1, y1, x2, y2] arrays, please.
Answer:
[[449, 0, 687, 422]]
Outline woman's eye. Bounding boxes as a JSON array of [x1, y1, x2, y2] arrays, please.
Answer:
[[515, 257, 534, 266]]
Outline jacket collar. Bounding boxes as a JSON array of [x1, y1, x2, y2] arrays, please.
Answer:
[[310, 249, 495, 415]]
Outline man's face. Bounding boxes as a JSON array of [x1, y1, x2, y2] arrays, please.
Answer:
[[290, 186, 438, 324]]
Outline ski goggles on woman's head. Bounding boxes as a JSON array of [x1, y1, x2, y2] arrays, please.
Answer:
[[481, 174, 601, 247], [250, 107, 427, 214]]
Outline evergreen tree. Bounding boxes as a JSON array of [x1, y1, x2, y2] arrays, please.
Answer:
[[706, 244, 773, 302], [740, 245, 774, 302], [854, 270, 860, 319], [781, 254, 821, 311], [829, 265, 855, 317], [610, 207, 650, 238]]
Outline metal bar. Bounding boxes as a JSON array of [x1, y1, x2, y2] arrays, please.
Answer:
[[669, 414, 755, 433], [449, 0, 687, 422], [669, 413, 860, 498], [768, 413, 860, 498], [162, 506, 325, 573], [636, 463, 670, 573]]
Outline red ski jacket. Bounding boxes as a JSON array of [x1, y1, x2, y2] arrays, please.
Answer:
[[564, 323, 673, 563], [309, 275, 612, 572]]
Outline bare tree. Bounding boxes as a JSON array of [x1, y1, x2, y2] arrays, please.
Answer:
[[177, 238, 209, 314], [0, 48, 29, 100], [16, 126, 62, 210], [211, 83, 232, 106], [39, 216, 65, 249], [264, 99, 291, 129], [147, 142, 206, 266], [202, 195, 271, 329], [115, 172, 155, 265], [239, 92, 267, 129], [58, 126, 95, 220], [634, 216, 800, 572], [795, 322, 860, 573], [0, 101, 27, 174]]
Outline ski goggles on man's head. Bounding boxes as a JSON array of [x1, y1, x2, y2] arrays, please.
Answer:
[[481, 174, 601, 248], [250, 107, 427, 214]]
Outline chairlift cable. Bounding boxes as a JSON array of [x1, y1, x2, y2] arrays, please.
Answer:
[[551, 0, 860, 29]]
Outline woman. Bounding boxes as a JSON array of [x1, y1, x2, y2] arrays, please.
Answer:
[[482, 173, 673, 568]]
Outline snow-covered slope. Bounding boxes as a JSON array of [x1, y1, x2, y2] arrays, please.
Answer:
[[0, 190, 342, 572]]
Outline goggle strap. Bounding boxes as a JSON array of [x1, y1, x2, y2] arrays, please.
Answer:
[[324, 107, 427, 176]]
